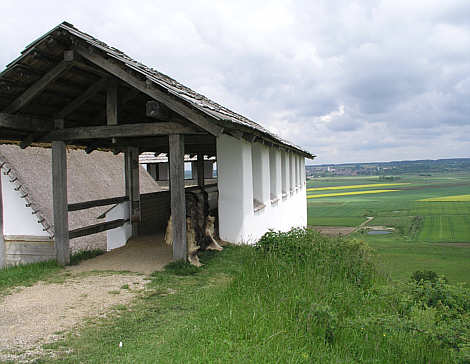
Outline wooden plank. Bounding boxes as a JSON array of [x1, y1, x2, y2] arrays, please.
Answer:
[[56, 77, 107, 118], [0, 171, 5, 269], [4, 55, 74, 113], [68, 196, 128, 211], [6, 241, 55, 255], [52, 140, 69, 265], [197, 152, 204, 188], [0, 113, 53, 132], [69, 219, 128, 239], [75, 45, 223, 136], [169, 134, 187, 261], [42, 122, 203, 141], [106, 79, 118, 125]]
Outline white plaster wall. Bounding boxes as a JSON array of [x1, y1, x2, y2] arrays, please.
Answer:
[[1, 173, 49, 237], [217, 134, 307, 245], [217, 134, 253, 243], [106, 201, 132, 251]]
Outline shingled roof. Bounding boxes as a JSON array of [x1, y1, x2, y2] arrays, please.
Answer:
[[0, 22, 314, 158]]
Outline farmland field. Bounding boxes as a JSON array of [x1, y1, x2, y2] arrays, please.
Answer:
[[306, 173, 470, 284]]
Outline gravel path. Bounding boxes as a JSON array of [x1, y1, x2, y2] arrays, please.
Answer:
[[0, 273, 147, 363]]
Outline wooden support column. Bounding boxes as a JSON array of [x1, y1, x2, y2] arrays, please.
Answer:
[[0, 172, 5, 269], [197, 153, 205, 188], [125, 147, 140, 237], [169, 134, 187, 261], [52, 138, 69, 265]]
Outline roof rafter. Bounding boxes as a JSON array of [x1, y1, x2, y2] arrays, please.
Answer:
[[74, 44, 224, 137], [3, 51, 75, 114], [55, 77, 107, 118]]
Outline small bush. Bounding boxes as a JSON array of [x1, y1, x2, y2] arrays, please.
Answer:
[[411, 270, 446, 284]]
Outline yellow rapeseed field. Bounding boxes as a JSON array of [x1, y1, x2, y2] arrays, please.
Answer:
[[307, 183, 409, 192], [419, 194, 470, 202], [307, 189, 399, 199]]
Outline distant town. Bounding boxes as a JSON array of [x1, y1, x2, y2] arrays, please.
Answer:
[[306, 158, 470, 178]]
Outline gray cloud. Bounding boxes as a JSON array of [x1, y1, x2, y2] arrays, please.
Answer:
[[0, 0, 469, 164]]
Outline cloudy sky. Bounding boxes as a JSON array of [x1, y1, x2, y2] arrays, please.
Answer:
[[1, 1, 469, 164]]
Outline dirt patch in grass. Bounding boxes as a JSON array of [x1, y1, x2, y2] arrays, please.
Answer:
[[310, 226, 355, 236], [0, 273, 146, 363]]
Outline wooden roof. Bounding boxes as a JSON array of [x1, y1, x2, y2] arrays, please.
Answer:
[[0, 22, 314, 158]]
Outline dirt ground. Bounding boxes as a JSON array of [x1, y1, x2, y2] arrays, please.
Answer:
[[311, 226, 356, 236], [0, 234, 173, 362], [67, 233, 173, 275], [0, 273, 147, 363]]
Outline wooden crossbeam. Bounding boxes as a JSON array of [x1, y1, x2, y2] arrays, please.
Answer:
[[0, 113, 53, 132], [74, 45, 223, 136], [69, 219, 128, 239], [42, 122, 204, 141], [4, 52, 74, 114], [68, 196, 128, 211], [56, 77, 107, 118]]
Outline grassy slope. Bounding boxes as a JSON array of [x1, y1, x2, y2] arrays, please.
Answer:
[[44, 231, 463, 364], [307, 173, 470, 284]]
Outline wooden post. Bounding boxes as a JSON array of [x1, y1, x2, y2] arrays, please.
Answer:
[[0, 171, 5, 269], [52, 140, 70, 265], [125, 147, 140, 237], [169, 134, 187, 261], [197, 153, 204, 188]]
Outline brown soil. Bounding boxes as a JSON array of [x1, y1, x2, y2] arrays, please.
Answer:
[[67, 233, 173, 275], [0, 234, 173, 362], [0, 273, 147, 363], [310, 226, 356, 236]]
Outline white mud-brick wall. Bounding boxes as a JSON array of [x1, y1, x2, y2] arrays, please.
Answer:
[[1, 172, 54, 265], [217, 134, 307, 244]]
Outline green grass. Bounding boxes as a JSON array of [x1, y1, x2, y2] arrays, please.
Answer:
[[0, 260, 61, 293], [43, 230, 468, 363], [0, 249, 105, 294], [307, 172, 470, 284]]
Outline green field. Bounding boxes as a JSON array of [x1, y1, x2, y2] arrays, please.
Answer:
[[307, 173, 470, 284]]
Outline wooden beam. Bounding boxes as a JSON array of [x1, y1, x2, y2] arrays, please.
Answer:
[[106, 79, 118, 126], [75, 45, 223, 136], [52, 140, 69, 265], [0, 171, 5, 269], [169, 134, 187, 261], [146, 101, 171, 120], [197, 152, 204, 188], [68, 196, 128, 212], [42, 122, 204, 141], [4, 52, 74, 113], [126, 147, 140, 236], [0, 113, 53, 132], [55, 77, 107, 118], [69, 219, 128, 239]]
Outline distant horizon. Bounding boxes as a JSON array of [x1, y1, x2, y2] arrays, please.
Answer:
[[306, 156, 470, 167]]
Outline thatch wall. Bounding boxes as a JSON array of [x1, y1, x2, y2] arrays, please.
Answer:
[[0, 145, 161, 252]]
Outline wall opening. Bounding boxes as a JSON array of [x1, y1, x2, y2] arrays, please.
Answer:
[[184, 161, 192, 180], [289, 152, 294, 193], [281, 151, 287, 198]]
